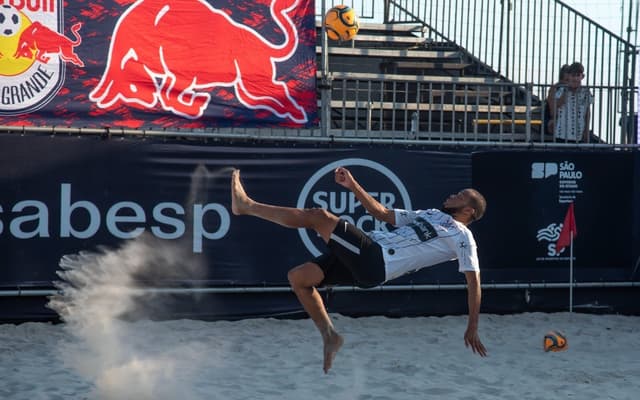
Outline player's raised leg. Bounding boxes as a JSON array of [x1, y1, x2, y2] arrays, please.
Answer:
[[231, 169, 339, 242]]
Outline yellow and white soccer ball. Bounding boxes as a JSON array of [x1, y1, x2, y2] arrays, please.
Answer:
[[324, 5, 359, 41], [543, 330, 568, 352]]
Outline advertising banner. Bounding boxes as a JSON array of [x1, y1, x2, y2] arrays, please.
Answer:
[[472, 150, 635, 282], [0, 0, 317, 128], [0, 133, 472, 289], [633, 151, 640, 281]]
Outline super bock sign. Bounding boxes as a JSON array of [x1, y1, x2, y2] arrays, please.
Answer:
[[296, 158, 413, 257]]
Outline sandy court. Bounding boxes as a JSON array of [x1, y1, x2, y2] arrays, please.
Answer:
[[0, 312, 638, 400]]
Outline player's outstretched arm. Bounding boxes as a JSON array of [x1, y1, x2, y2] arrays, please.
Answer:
[[334, 167, 395, 225], [464, 270, 487, 357]]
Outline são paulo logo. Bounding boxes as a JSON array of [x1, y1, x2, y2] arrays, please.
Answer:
[[296, 158, 412, 256], [0, 1, 83, 115]]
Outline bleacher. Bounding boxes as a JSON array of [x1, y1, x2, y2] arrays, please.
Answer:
[[308, 0, 640, 146], [0, 1, 634, 146], [317, 21, 545, 142]]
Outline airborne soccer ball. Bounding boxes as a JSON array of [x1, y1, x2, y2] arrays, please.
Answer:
[[543, 330, 568, 352], [324, 5, 359, 41], [0, 5, 21, 37]]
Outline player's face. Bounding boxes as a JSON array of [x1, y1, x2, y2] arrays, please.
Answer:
[[443, 189, 473, 210]]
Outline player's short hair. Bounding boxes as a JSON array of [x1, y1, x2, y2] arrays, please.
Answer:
[[465, 189, 487, 222]]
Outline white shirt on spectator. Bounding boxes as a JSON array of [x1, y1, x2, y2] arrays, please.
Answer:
[[554, 87, 593, 141]]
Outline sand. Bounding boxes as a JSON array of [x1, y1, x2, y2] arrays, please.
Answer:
[[0, 312, 638, 400], [2, 232, 636, 399]]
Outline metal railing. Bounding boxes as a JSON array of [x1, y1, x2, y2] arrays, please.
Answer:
[[382, 0, 637, 144], [1, 1, 637, 147], [7, 78, 626, 146], [322, 74, 628, 145]]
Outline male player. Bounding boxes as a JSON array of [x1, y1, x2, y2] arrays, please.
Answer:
[[231, 167, 487, 373]]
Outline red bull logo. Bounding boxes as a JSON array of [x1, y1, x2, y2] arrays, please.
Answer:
[[13, 21, 83, 67], [0, 1, 83, 115], [89, 0, 309, 123]]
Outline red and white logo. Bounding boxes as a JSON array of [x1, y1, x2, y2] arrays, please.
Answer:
[[0, 1, 83, 115]]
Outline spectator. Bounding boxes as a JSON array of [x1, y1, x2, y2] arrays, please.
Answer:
[[545, 64, 570, 135], [546, 62, 594, 142]]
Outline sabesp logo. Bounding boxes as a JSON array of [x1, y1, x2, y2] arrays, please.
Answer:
[[0, 183, 229, 253], [0, 1, 83, 115], [296, 158, 412, 256]]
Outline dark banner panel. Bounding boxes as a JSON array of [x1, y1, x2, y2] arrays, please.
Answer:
[[0, 133, 471, 288], [472, 150, 635, 282], [2, 136, 640, 320], [0, 0, 317, 128], [633, 151, 640, 281]]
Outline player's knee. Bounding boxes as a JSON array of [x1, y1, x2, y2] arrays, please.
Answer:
[[306, 208, 339, 232], [306, 207, 335, 222], [288, 263, 323, 289], [287, 267, 304, 288]]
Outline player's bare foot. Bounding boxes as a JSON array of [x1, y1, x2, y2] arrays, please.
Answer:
[[231, 169, 252, 215], [323, 331, 344, 374]]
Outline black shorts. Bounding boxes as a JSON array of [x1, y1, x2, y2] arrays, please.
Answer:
[[313, 220, 386, 288]]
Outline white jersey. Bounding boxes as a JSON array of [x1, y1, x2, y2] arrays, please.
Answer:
[[367, 208, 479, 282], [554, 87, 593, 141]]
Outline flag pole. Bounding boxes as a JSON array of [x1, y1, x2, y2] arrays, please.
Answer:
[[557, 202, 577, 313], [569, 231, 574, 313]]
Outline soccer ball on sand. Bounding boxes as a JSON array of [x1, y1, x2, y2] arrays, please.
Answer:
[[543, 330, 568, 352]]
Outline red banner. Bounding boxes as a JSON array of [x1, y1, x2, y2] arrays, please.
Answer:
[[0, 0, 317, 128]]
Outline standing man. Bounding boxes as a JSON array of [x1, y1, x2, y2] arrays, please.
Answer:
[[547, 62, 594, 142], [231, 167, 487, 373]]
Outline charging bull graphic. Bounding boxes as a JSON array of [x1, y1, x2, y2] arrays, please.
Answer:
[[89, 0, 308, 123], [14, 22, 84, 67]]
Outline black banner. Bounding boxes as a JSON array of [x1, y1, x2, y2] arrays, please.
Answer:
[[472, 150, 635, 282], [0, 134, 471, 288], [2, 135, 640, 319], [633, 151, 640, 280]]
